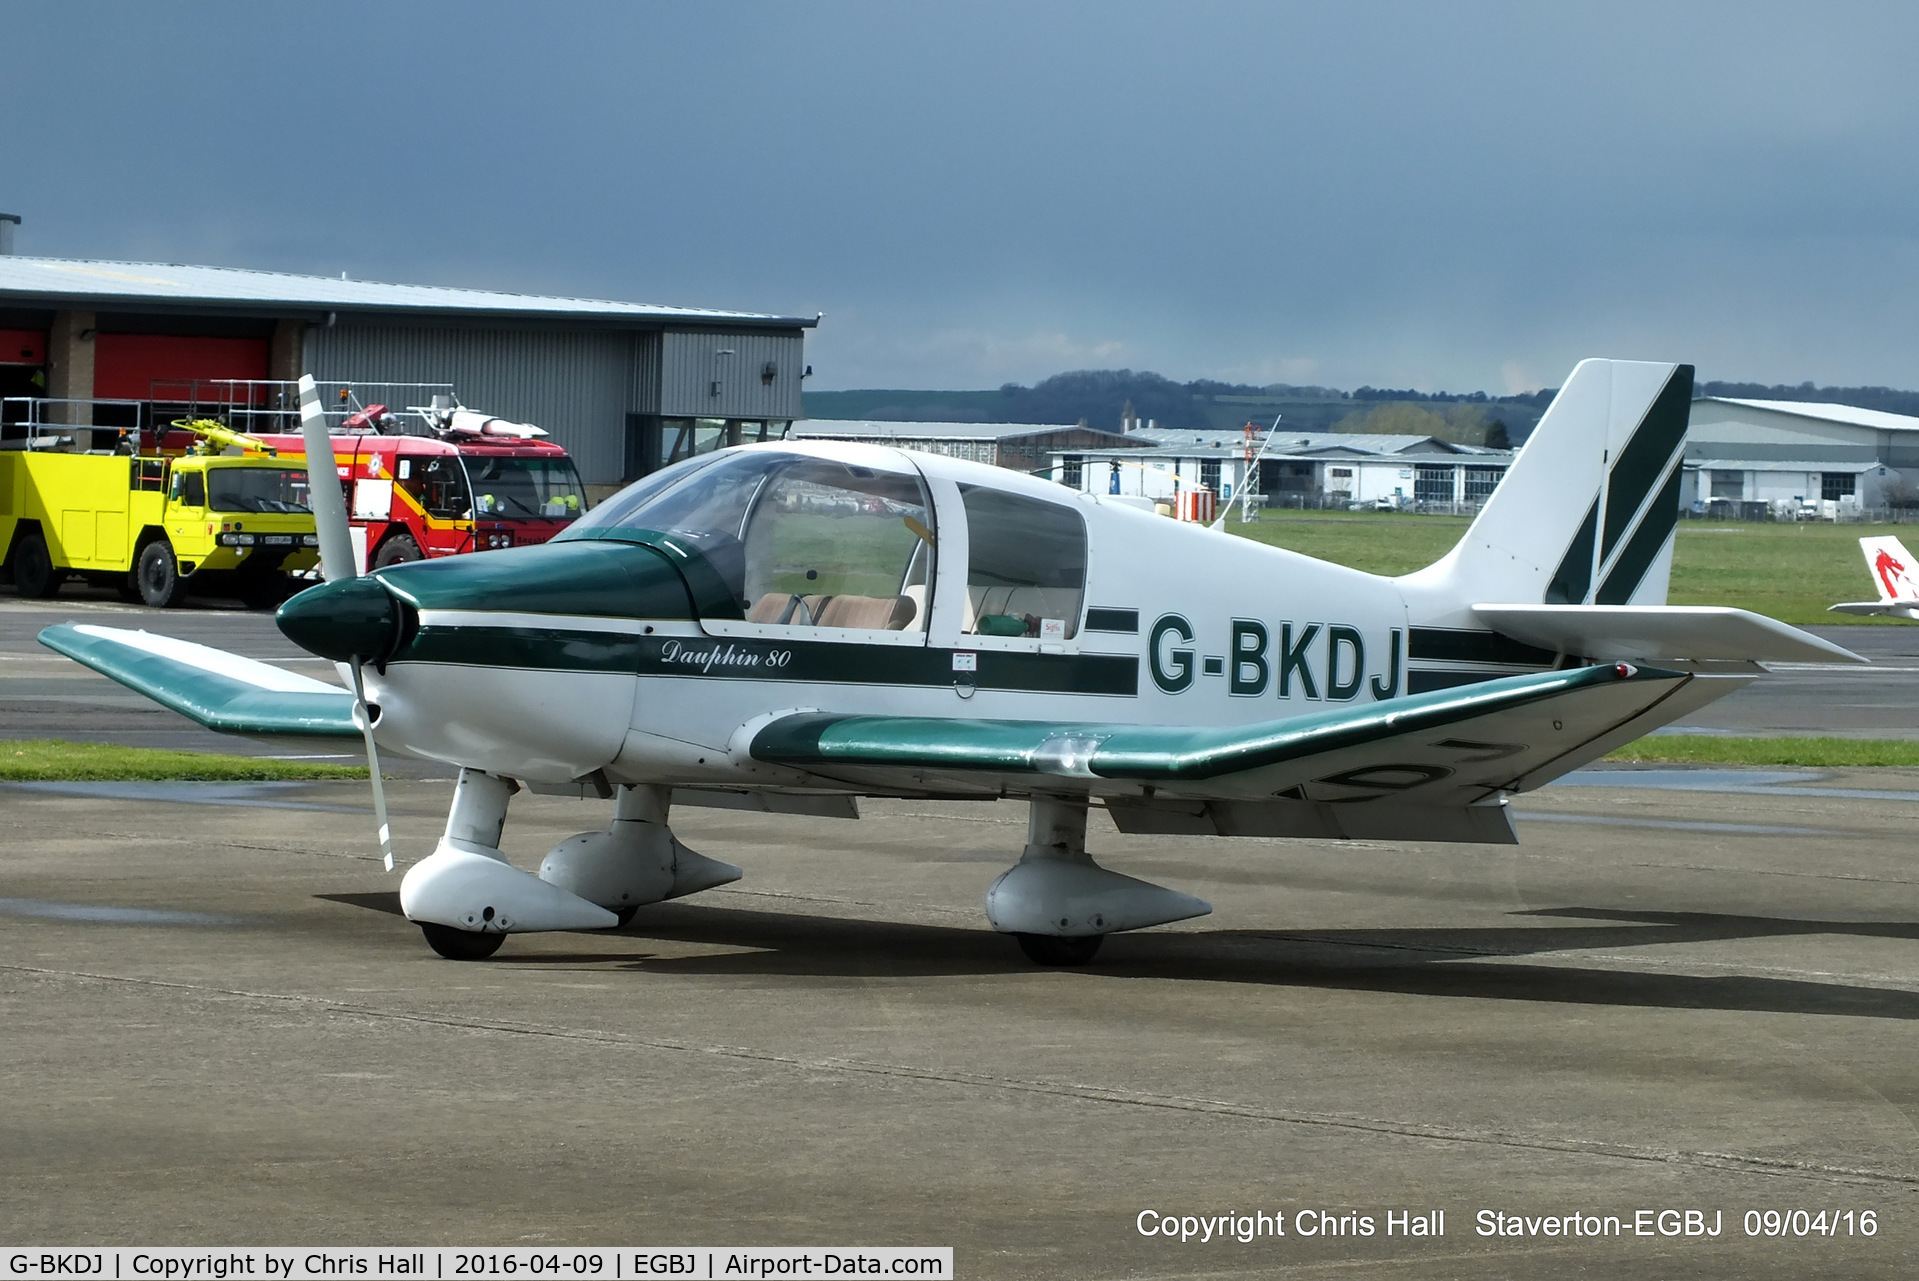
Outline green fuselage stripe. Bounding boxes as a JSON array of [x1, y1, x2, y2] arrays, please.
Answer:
[[399, 623, 1140, 695]]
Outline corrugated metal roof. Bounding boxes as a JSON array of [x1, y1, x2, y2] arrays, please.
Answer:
[[1684, 458, 1878, 474], [789, 419, 1114, 441], [1698, 397, 1919, 434], [1053, 443, 1516, 464], [0, 255, 816, 328], [1123, 426, 1501, 455]]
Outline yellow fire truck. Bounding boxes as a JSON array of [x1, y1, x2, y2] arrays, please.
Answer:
[[0, 405, 319, 608]]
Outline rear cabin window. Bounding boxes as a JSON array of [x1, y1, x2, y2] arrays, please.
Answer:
[[959, 485, 1086, 639]]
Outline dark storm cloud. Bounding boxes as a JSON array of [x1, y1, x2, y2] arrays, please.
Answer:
[[4, 1, 1916, 392]]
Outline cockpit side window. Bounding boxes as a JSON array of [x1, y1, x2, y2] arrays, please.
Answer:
[[959, 485, 1086, 639], [561, 448, 935, 632], [741, 459, 934, 632]]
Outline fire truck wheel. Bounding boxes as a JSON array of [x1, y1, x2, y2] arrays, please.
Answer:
[[136, 540, 189, 609], [373, 535, 423, 569], [11, 532, 65, 599]]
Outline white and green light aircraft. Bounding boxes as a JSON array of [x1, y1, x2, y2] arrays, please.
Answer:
[[42, 362, 1860, 963]]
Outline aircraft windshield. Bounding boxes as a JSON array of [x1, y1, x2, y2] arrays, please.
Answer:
[[466, 456, 587, 520], [565, 453, 725, 534], [570, 449, 935, 631], [207, 466, 312, 514]]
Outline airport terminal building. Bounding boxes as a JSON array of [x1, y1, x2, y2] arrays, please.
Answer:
[[0, 255, 815, 493]]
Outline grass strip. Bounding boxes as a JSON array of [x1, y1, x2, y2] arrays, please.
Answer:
[[1225, 510, 1918, 625], [0, 739, 369, 781], [1604, 736, 1919, 767]]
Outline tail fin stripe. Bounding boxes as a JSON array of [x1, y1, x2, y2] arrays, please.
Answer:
[[1544, 499, 1598, 605], [1600, 368, 1692, 562], [1596, 464, 1684, 604], [1409, 627, 1559, 666]]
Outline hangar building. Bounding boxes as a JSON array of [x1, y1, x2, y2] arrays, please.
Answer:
[[1051, 428, 1513, 510], [0, 254, 815, 495], [1685, 398, 1917, 514], [786, 419, 1136, 475]]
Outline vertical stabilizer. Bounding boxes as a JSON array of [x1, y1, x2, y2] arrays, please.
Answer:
[[1399, 359, 1692, 620], [1861, 536, 1919, 602]]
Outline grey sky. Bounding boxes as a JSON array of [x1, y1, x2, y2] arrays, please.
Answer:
[[6, 1, 1917, 393]]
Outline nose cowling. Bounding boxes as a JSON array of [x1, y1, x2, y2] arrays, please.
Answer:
[[278, 540, 702, 667], [277, 575, 403, 664]]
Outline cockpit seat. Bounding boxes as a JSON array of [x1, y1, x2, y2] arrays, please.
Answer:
[[815, 594, 916, 630], [748, 592, 805, 624], [747, 591, 916, 630]]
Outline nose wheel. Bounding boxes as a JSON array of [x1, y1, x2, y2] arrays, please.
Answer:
[[419, 922, 506, 961]]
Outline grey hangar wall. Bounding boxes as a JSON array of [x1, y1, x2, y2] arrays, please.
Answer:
[[305, 324, 806, 488]]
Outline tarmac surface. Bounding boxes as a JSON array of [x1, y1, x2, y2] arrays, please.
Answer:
[[3, 589, 1919, 1275]]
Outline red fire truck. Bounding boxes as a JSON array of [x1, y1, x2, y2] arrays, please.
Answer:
[[252, 401, 587, 569]]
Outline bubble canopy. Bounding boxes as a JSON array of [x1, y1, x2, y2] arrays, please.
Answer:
[[559, 447, 937, 630]]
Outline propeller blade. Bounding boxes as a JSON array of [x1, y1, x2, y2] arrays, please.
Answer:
[[297, 375, 357, 582], [347, 659, 395, 872]]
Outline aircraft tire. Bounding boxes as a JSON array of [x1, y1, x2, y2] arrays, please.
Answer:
[[613, 905, 640, 928], [373, 535, 423, 569], [136, 540, 189, 609], [1013, 932, 1103, 966], [12, 532, 64, 598], [419, 922, 506, 961]]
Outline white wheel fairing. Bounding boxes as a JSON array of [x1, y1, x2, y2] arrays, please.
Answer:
[[401, 843, 616, 933]]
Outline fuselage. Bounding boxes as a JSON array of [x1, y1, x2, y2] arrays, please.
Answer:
[[276, 442, 1551, 791]]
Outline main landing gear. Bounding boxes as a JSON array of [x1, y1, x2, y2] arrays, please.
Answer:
[[987, 795, 1212, 967], [394, 772, 1208, 967], [397, 770, 742, 960]]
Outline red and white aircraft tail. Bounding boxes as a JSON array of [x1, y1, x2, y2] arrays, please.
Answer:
[[1832, 535, 1919, 620]]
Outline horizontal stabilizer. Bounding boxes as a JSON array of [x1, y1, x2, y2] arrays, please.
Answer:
[[38, 623, 358, 737], [1471, 604, 1862, 665], [1831, 601, 1919, 620], [752, 662, 1736, 807]]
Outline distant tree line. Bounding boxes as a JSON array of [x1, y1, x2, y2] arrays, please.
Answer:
[[983, 370, 1542, 445], [1350, 386, 1557, 407], [805, 369, 1919, 450], [1696, 380, 1919, 417]]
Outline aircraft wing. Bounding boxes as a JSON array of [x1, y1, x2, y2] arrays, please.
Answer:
[[751, 661, 1739, 810], [38, 623, 359, 738], [1471, 604, 1863, 664]]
